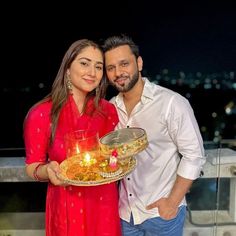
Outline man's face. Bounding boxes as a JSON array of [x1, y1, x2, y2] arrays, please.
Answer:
[[104, 45, 142, 92]]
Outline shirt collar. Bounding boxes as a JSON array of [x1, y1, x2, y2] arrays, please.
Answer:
[[141, 77, 155, 103]]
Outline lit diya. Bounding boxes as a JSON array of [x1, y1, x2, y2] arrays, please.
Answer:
[[65, 151, 122, 181], [58, 128, 148, 186]]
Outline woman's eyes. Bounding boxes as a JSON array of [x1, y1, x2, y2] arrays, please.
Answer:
[[95, 65, 103, 71], [80, 61, 103, 71], [80, 61, 89, 66]]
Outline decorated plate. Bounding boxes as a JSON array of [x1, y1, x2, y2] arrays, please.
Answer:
[[57, 155, 137, 186], [100, 127, 148, 159]]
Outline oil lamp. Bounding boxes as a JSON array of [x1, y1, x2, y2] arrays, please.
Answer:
[[65, 130, 100, 167]]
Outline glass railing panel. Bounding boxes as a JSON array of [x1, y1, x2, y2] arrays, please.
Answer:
[[184, 142, 220, 236], [215, 140, 236, 236], [184, 140, 236, 236]]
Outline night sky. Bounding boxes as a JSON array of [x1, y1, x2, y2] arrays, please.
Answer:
[[2, 1, 235, 87], [0, 1, 235, 148]]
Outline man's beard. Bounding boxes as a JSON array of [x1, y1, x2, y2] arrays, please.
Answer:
[[110, 70, 139, 92]]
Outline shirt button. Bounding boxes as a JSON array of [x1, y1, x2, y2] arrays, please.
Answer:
[[127, 178, 130, 180], [129, 193, 132, 197], [127, 125, 129, 128]]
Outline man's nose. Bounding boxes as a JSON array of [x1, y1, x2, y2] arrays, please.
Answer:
[[114, 67, 123, 77]]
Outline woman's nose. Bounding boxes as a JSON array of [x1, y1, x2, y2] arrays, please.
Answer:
[[87, 65, 96, 76]]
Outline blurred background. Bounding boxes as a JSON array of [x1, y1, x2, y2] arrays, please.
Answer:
[[0, 1, 235, 150]]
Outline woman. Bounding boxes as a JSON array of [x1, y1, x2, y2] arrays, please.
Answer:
[[23, 39, 121, 236]]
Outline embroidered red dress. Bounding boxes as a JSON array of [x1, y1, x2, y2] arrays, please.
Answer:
[[24, 95, 121, 236]]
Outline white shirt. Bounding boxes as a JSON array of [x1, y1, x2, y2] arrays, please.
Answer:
[[110, 78, 206, 224]]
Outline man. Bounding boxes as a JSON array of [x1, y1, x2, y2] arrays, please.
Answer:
[[102, 35, 206, 236]]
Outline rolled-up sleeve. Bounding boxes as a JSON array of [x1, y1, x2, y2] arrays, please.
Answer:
[[168, 95, 206, 180]]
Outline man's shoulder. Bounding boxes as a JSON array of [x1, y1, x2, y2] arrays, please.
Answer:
[[153, 83, 186, 100], [109, 96, 116, 104]]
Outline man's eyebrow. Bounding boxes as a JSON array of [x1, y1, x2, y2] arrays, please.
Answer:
[[106, 59, 128, 67]]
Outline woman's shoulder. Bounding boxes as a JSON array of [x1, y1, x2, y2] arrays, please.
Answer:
[[99, 98, 116, 109], [23, 100, 52, 139], [26, 100, 52, 120], [99, 98, 117, 114]]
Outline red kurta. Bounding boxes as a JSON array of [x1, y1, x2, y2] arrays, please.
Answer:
[[24, 95, 121, 236]]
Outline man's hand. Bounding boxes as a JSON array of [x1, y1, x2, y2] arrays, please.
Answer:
[[146, 176, 193, 220], [146, 197, 178, 220]]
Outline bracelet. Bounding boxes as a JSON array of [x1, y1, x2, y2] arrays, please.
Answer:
[[33, 163, 49, 182]]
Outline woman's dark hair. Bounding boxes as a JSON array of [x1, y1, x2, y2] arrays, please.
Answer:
[[32, 39, 107, 144]]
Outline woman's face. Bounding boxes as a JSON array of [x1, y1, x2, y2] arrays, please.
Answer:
[[67, 46, 104, 95]]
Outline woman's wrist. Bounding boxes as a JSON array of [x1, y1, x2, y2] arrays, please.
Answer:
[[33, 163, 49, 182]]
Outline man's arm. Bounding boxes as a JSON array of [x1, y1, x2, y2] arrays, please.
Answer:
[[146, 175, 193, 219]]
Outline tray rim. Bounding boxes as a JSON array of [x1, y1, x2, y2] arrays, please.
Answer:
[[57, 156, 137, 186], [100, 127, 148, 159]]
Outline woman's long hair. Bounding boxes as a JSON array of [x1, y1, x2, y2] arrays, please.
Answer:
[[32, 39, 107, 144]]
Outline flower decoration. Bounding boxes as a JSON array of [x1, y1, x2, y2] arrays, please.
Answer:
[[109, 149, 118, 168]]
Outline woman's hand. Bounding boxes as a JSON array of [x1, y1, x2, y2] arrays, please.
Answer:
[[46, 161, 68, 186]]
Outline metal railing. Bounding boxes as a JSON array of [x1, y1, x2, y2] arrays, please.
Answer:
[[0, 140, 236, 236]]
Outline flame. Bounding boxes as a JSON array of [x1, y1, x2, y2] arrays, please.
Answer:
[[84, 152, 91, 163], [76, 143, 80, 154]]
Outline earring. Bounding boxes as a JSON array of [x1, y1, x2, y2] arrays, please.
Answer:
[[66, 75, 72, 91]]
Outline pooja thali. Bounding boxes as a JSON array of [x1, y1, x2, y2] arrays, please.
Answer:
[[57, 127, 148, 186], [57, 155, 137, 186], [100, 127, 148, 159]]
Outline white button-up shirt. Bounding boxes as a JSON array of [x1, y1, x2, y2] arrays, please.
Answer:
[[110, 78, 206, 225]]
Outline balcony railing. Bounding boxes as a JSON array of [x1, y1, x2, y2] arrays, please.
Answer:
[[0, 140, 236, 236]]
